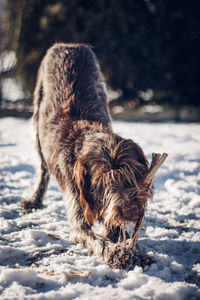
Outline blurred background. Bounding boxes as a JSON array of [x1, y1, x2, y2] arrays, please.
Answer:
[[0, 0, 200, 121]]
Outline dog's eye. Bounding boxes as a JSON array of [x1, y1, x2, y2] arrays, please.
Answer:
[[127, 189, 138, 199]]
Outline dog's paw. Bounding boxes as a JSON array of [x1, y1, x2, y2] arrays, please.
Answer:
[[105, 244, 133, 270], [19, 198, 42, 212], [104, 244, 155, 270]]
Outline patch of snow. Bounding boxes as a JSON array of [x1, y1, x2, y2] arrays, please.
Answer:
[[1, 78, 25, 101], [0, 51, 16, 73]]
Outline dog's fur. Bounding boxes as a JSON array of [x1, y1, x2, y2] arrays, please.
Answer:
[[20, 43, 152, 267]]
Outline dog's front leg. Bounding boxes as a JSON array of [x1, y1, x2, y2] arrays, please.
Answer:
[[70, 223, 134, 269], [66, 193, 133, 268], [69, 223, 113, 260], [66, 193, 113, 261]]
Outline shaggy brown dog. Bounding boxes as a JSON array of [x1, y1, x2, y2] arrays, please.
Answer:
[[20, 43, 152, 268]]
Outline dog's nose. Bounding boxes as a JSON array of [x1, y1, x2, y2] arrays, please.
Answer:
[[122, 205, 139, 220]]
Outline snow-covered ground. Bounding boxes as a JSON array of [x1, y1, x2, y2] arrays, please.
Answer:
[[0, 117, 200, 299]]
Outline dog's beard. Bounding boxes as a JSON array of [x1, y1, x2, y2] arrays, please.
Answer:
[[100, 183, 152, 230], [101, 191, 142, 229]]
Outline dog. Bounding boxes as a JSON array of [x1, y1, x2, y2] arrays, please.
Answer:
[[20, 43, 152, 268]]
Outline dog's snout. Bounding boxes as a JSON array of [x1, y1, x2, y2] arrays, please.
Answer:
[[122, 204, 139, 220]]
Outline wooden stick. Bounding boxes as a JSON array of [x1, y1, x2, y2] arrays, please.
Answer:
[[0, 265, 91, 279], [128, 152, 168, 250], [129, 216, 144, 250], [145, 153, 168, 185]]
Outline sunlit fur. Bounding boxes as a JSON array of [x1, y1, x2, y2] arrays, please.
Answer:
[[20, 43, 153, 268]]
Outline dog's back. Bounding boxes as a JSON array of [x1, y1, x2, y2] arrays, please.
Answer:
[[34, 43, 111, 127]]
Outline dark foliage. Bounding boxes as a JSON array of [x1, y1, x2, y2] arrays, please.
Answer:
[[9, 0, 200, 106]]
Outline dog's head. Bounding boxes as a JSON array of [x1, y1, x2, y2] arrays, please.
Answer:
[[74, 133, 153, 227]]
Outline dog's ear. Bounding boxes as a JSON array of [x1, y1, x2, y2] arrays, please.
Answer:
[[74, 159, 98, 225]]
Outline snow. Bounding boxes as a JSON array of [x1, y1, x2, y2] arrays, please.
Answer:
[[0, 51, 16, 73], [1, 78, 26, 102], [0, 117, 200, 299], [0, 51, 29, 102]]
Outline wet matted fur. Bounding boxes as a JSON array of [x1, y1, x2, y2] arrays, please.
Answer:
[[20, 43, 153, 268]]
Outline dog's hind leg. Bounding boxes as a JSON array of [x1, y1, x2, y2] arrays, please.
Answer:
[[20, 131, 50, 210], [20, 73, 50, 211]]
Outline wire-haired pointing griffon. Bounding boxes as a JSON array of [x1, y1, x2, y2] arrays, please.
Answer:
[[20, 43, 167, 269]]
